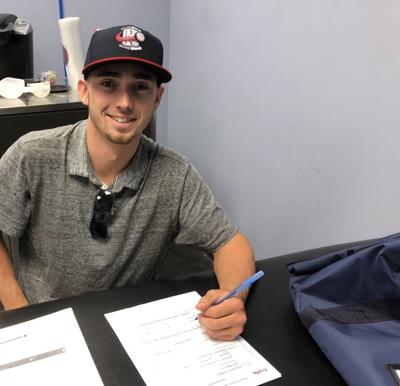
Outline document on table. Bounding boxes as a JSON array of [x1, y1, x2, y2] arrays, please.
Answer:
[[0, 308, 103, 386], [105, 291, 281, 386]]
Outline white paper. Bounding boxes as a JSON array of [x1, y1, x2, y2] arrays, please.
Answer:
[[105, 291, 281, 386], [58, 17, 84, 90], [0, 308, 103, 385]]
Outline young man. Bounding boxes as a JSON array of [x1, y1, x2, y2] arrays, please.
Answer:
[[0, 25, 255, 340]]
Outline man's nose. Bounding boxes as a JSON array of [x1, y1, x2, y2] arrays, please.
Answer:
[[116, 90, 134, 111]]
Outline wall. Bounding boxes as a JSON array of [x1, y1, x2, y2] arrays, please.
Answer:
[[4, 1, 400, 260], [2, 2, 62, 79], [167, 0, 400, 259], [1, 0, 170, 142]]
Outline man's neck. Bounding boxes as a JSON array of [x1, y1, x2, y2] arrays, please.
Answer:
[[86, 128, 141, 187]]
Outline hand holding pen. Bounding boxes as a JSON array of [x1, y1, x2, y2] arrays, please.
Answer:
[[195, 271, 264, 340], [210, 270, 264, 305]]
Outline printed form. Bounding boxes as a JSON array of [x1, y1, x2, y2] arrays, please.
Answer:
[[105, 291, 281, 386], [0, 308, 103, 386]]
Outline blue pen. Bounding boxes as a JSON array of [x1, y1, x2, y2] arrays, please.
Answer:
[[212, 270, 265, 305], [196, 270, 264, 320]]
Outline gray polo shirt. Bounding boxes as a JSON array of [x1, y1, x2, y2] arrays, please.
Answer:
[[0, 121, 236, 303]]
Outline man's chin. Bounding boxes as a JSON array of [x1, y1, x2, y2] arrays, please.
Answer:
[[106, 132, 141, 145]]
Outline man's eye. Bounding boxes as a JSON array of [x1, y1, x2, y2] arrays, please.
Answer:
[[100, 80, 115, 88], [135, 84, 150, 92]]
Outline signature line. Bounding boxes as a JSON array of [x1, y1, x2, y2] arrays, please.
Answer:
[[0, 334, 27, 346]]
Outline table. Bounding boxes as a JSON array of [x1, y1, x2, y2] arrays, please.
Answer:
[[0, 242, 360, 385]]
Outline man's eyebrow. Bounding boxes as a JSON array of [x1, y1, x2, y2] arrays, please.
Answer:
[[133, 72, 154, 80], [94, 70, 121, 78], [94, 69, 154, 80]]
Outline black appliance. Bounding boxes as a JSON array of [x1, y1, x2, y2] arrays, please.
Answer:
[[0, 14, 33, 79]]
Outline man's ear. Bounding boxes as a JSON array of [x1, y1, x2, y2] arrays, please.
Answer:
[[154, 86, 165, 110], [77, 79, 89, 106]]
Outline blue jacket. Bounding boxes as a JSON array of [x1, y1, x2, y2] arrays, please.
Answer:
[[288, 233, 400, 386]]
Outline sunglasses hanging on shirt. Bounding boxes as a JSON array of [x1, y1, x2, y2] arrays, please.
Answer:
[[90, 188, 115, 239]]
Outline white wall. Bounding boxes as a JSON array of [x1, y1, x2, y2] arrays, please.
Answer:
[[4, 1, 400, 259], [167, 0, 400, 259]]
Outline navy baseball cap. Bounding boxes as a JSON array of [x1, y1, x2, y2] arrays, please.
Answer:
[[82, 25, 172, 83]]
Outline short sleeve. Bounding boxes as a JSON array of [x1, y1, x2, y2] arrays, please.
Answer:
[[0, 142, 31, 237], [173, 164, 237, 252]]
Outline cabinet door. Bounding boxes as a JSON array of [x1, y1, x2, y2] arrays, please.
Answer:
[[0, 109, 88, 157]]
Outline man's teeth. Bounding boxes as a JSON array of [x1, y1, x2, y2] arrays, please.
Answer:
[[113, 116, 132, 123]]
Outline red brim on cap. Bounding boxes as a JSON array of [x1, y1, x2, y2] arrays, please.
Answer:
[[82, 57, 172, 83]]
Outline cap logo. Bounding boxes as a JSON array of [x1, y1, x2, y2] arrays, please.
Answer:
[[115, 26, 145, 51]]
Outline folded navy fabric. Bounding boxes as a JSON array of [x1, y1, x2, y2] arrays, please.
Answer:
[[287, 233, 400, 386]]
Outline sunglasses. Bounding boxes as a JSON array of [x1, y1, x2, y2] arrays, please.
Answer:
[[90, 188, 115, 239]]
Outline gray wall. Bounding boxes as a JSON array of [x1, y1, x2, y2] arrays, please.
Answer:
[[167, 0, 400, 259], [3, 1, 400, 259], [2, 2, 62, 79]]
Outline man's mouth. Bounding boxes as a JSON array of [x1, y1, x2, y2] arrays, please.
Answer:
[[109, 115, 135, 123]]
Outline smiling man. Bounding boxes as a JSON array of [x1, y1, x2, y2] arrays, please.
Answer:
[[0, 25, 255, 340], [80, 62, 164, 187]]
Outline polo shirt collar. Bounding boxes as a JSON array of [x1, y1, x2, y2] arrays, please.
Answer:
[[66, 120, 151, 192]]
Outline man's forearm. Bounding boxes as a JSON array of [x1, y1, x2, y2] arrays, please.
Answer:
[[213, 232, 256, 302], [195, 231, 255, 340], [0, 234, 28, 310]]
